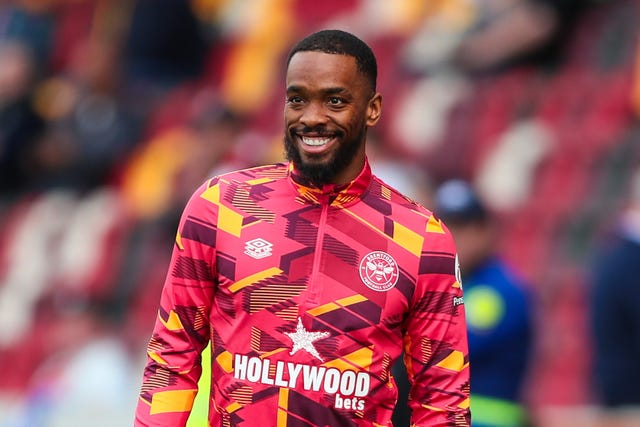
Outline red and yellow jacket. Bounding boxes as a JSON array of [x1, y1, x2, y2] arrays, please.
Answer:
[[135, 160, 470, 426]]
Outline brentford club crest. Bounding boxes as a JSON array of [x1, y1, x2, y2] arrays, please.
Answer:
[[359, 251, 399, 292]]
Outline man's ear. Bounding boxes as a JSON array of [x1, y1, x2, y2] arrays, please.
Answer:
[[366, 93, 382, 126]]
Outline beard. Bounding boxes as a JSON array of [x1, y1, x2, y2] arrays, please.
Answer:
[[284, 125, 366, 186]]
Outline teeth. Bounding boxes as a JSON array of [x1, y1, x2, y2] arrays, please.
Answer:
[[301, 136, 331, 146]]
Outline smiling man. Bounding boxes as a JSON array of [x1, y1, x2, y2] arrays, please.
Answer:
[[283, 36, 380, 187], [134, 30, 470, 427]]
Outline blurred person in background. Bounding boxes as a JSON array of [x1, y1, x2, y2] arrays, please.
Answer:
[[434, 179, 534, 427], [452, 0, 589, 73], [134, 29, 470, 427], [402, 0, 589, 75], [121, 0, 210, 120], [589, 168, 640, 427], [0, 39, 45, 199]]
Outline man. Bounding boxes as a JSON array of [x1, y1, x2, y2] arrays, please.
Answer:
[[589, 168, 640, 426], [135, 30, 470, 427], [434, 179, 533, 427]]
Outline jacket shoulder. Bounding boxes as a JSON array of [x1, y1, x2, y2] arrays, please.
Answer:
[[369, 176, 456, 251], [212, 163, 288, 185], [185, 163, 287, 211], [370, 175, 434, 216]]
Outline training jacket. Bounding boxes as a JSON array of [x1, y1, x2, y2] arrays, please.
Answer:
[[135, 159, 470, 427]]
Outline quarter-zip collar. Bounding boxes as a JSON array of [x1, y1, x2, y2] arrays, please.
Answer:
[[288, 159, 372, 207]]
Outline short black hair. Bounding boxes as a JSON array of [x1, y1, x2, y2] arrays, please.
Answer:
[[287, 29, 377, 91]]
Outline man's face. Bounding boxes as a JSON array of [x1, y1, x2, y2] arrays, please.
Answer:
[[284, 51, 381, 186]]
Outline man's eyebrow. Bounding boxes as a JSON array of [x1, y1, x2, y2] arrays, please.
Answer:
[[286, 85, 303, 93], [323, 87, 349, 95], [285, 85, 349, 94]]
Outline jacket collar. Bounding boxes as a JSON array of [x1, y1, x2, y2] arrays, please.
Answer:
[[288, 159, 372, 206]]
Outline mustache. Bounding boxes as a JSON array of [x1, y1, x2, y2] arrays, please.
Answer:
[[291, 126, 343, 137]]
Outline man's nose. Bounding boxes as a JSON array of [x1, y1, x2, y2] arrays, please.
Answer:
[[300, 101, 328, 126]]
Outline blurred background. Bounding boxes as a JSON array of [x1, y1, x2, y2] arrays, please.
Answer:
[[1, 0, 639, 425]]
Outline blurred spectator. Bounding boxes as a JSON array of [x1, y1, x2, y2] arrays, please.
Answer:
[[29, 5, 143, 192], [589, 168, 640, 426], [434, 179, 534, 427], [122, 0, 209, 118], [453, 0, 589, 73], [0, 39, 45, 198], [124, 0, 208, 85], [402, 0, 590, 74], [1, 1, 143, 197]]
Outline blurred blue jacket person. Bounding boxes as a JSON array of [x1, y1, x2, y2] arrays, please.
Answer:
[[435, 179, 534, 427], [590, 169, 640, 416]]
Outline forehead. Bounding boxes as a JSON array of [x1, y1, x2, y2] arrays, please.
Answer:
[[286, 51, 365, 91]]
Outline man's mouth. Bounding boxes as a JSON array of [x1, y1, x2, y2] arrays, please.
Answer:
[[301, 136, 333, 146]]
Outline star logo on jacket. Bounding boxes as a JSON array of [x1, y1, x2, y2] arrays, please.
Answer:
[[244, 238, 273, 259], [285, 317, 330, 361]]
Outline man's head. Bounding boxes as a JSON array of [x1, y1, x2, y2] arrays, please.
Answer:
[[435, 180, 494, 274], [284, 30, 382, 186], [286, 30, 378, 94]]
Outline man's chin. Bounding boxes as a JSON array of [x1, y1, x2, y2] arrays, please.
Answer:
[[285, 136, 343, 185], [294, 160, 336, 186]]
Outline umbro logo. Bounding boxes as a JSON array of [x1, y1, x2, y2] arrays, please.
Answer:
[[244, 238, 273, 259]]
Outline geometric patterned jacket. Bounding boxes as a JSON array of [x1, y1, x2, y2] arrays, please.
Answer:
[[135, 159, 470, 426]]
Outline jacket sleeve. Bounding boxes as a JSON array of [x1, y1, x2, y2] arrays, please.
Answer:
[[135, 182, 218, 426], [404, 218, 471, 426]]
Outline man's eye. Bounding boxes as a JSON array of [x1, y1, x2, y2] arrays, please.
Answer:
[[328, 97, 344, 105], [287, 96, 304, 104]]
